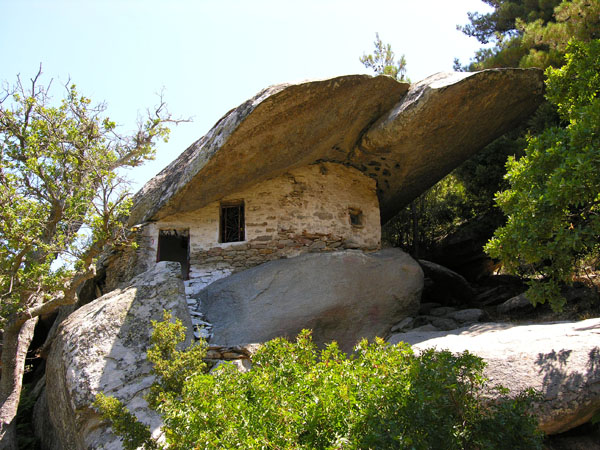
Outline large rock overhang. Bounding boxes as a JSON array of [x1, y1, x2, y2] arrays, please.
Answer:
[[129, 69, 544, 226]]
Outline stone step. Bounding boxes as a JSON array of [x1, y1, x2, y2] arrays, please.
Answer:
[[194, 328, 212, 340]]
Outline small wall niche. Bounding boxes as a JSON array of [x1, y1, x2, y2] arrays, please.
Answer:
[[348, 207, 364, 228], [157, 229, 190, 279]]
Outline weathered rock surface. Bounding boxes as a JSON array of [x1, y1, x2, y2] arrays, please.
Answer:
[[129, 75, 408, 225], [200, 248, 423, 352], [360, 70, 544, 221], [388, 319, 600, 434], [129, 69, 543, 226], [497, 292, 535, 314], [43, 262, 191, 450], [32, 377, 62, 450], [419, 259, 475, 305]]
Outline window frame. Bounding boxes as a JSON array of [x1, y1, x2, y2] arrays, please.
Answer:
[[220, 200, 245, 243]]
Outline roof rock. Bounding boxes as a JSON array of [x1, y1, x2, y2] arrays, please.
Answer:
[[129, 69, 544, 225]]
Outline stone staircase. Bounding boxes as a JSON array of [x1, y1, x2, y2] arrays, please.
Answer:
[[184, 279, 213, 342]]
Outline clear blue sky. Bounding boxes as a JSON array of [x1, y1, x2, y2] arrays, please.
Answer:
[[0, 0, 491, 191]]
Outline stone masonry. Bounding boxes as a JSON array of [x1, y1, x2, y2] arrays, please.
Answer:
[[105, 162, 381, 294]]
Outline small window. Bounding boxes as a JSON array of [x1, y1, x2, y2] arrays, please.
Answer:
[[220, 201, 245, 243], [349, 207, 364, 228], [157, 229, 190, 280]]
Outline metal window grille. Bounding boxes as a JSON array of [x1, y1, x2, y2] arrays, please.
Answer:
[[220, 202, 245, 243]]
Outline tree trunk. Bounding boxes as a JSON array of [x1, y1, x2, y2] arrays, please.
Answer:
[[0, 317, 39, 450], [411, 201, 420, 258]]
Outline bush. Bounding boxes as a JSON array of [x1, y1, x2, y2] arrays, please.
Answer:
[[485, 39, 600, 310], [96, 314, 543, 449]]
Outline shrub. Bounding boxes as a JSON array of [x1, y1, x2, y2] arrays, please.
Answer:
[[485, 39, 600, 310], [96, 314, 543, 449]]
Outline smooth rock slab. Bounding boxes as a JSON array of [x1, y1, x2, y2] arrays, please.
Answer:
[[361, 69, 544, 221], [388, 319, 600, 434], [200, 248, 423, 353], [45, 262, 192, 450], [129, 69, 543, 226]]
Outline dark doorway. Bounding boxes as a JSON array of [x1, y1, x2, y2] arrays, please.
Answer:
[[157, 229, 190, 279], [220, 201, 245, 243]]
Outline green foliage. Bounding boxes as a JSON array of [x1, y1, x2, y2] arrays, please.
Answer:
[[145, 311, 208, 410], [360, 33, 408, 81], [0, 67, 177, 328], [94, 393, 158, 450], [485, 39, 600, 310], [97, 317, 543, 450], [457, 0, 561, 46], [383, 174, 473, 253], [519, 0, 600, 68], [455, 0, 562, 70], [456, 0, 600, 71]]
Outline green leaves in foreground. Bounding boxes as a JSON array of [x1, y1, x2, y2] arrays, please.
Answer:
[[485, 39, 600, 311], [94, 393, 159, 450], [96, 314, 542, 450]]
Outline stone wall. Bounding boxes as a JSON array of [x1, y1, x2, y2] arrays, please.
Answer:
[[107, 163, 381, 294]]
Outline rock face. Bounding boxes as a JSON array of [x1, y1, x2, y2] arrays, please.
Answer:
[[44, 262, 191, 450], [199, 248, 423, 352], [419, 259, 475, 305], [360, 70, 544, 221], [128, 75, 408, 225], [129, 69, 544, 226], [388, 319, 600, 434]]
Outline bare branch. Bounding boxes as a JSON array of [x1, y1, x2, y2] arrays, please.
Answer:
[[9, 247, 30, 277]]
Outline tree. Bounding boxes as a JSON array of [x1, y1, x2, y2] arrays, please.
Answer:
[[360, 32, 408, 81], [485, 39, 600, 311], [0, 67, 183, 449], [455, 0, 561, 70], [455, 0, 600, 71], [518, 0, 600, 67], [457, 0, 561, 45], [96, 315, 543, 449]]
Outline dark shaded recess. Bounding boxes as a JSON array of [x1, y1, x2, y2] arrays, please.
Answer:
[[157, 231, 190, 279], [425, 209, 505, 282], [544, 421, 600, 450]]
